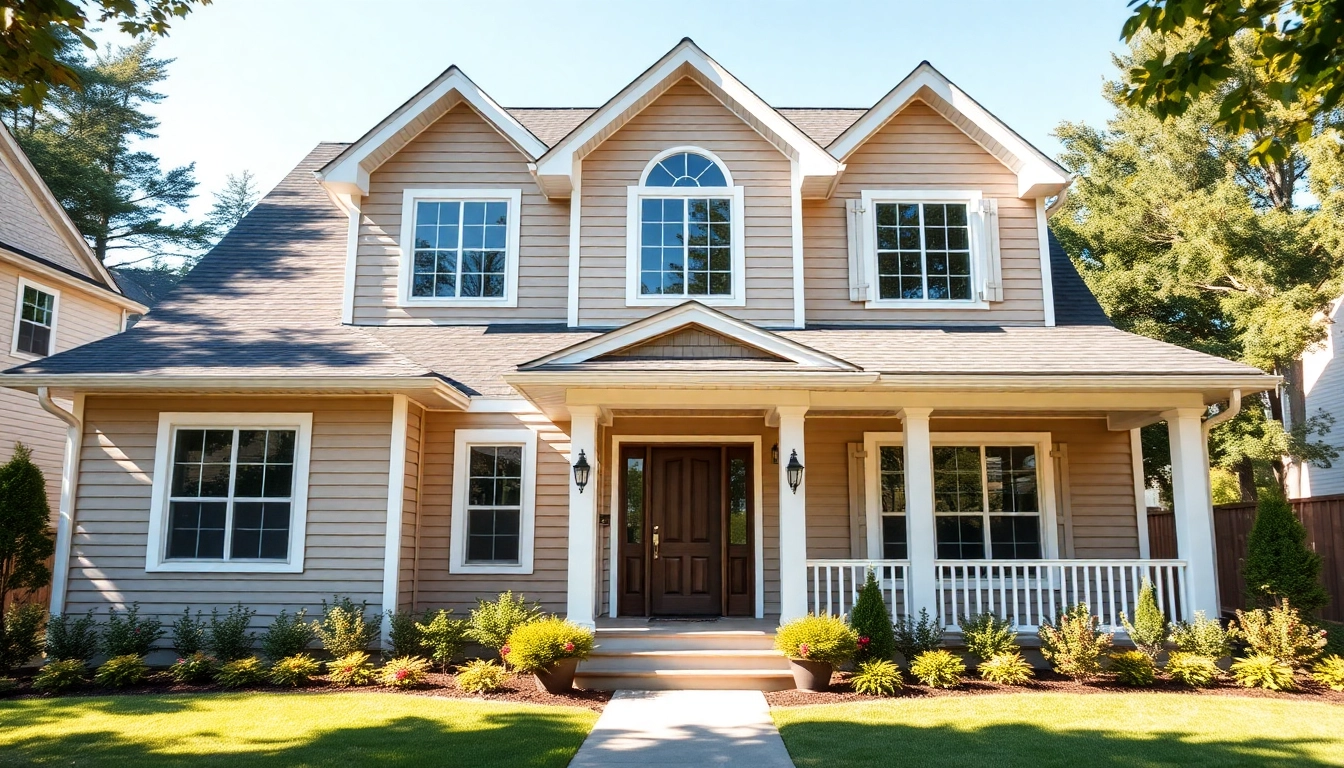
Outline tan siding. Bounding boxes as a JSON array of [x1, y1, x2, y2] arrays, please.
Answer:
[[0, 152, 88, 274], [804, 418, 892, 560], [606, 325, 777, 359], [398, 403, 424, 611], [804, 101, 1046, 326], [354, 103, 569, 324], [578, 79, 794, 328]]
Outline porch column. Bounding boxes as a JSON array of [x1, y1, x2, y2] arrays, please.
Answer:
[[566, 406, 601, 628], [899, 408, 938, 620], [1164, 407, 1220, 617], [778, 405, 809, 622]]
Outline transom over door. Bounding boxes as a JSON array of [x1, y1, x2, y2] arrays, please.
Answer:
[[649, 447, 722, 615]]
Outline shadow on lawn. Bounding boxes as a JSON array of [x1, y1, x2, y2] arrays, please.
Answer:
[[778, 719, 1339, 768]]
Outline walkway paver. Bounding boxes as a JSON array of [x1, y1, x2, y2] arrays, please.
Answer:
[[569, 689, 796, 767]]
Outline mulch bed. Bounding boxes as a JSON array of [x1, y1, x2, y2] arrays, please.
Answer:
[[765, 669, 1344, 708]]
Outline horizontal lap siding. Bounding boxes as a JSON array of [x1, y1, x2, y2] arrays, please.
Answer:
[[804, 418, 888, 559], [1302, 301, 1344, 495], [65, 395, 394, 631], [804, 101, 1046, 326], [579, 79, 794, 328], [0, 154, 87, 274], [354, 103, 568, 324]]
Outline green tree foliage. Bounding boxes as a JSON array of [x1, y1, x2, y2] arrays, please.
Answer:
[[1243, 490, 1330, 613], [0, 444, 53, 612], [206, 170, 260, 239], [849, 569, 897, 663], [1120, 578, 1168, 659]]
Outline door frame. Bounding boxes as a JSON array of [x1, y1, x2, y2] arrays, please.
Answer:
[[608, 435, 764, 619]]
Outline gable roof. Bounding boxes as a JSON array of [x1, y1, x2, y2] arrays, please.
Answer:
[[507, 107, 868, 148]]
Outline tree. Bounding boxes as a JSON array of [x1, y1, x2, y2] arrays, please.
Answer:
[[0, 0, 210, 110], [849, 569, 897, 663], [0, 444, 53, 614], [206, 170, 260, 239], [1243, 488, 1330, 613]]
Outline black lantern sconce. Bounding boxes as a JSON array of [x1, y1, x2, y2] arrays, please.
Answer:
[[786, 449, 804, 494], [572, 450, 592, 493], [771, 443, 779, 464]]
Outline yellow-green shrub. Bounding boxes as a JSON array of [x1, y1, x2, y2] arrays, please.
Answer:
[[1311, 654, 1344, 691], [269, 653, 320, 687], [457, 659, 510, 694], [1165, 652, 1219, 687], [1230, 653, 1296, 690], [504, 617, 595, 673], [327, 651, 376, 686], [774, 614, 858, 666], [94, 654, 147, 688], [850, 659, 902, 696], [168, 652, 217, 684], [216, 656, 267, 688], [978, 652, 1033, 685], [910, 649, 964, 688], [33, 659, 85, 693], [379, 655, 431, 688], [1109, 650, 1156, 686]]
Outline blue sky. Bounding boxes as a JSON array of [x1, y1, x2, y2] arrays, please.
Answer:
[[91, 0, 1133, 261]]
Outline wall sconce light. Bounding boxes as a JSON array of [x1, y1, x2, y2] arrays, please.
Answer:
[[572, 450, 591, 493], [771, 444, 779, 464], [786, 450, 804, 494]]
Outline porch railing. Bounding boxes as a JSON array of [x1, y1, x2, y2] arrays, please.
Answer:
[[805, 559, 910, 620]]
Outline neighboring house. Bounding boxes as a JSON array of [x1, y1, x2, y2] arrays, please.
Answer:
[[0, 123, 147, 519], [1295, 294, 1344, 497], [2, 41, 1275, 686]]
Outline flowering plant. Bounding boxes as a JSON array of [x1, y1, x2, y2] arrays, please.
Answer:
[[774, 614, 858, 665], [503, 617, 595, 673], [378, 656, 431, 688]]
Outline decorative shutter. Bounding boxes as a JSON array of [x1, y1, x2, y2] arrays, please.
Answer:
[[847, 442, 867, 557], [845, 199, 871, 302], [979, 198, 1003, 302]]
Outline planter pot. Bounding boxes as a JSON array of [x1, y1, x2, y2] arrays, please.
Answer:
[[789, 659, 834, 691], [533, 657, 580, 694]]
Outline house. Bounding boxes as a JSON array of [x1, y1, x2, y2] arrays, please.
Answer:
[[0, 123, 146, 524], [1, 40, 1275, 688], [1292, 294, 1344, 497]]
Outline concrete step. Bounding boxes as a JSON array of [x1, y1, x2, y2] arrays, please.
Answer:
[[575, 668, 797, 691], [594, 629, 777, 653], [584, 649, 790, 672]]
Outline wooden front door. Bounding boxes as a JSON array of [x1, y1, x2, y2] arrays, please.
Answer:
[[649, 447, 722, 616]]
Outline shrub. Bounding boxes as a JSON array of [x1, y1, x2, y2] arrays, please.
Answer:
[[0, 444, 55, 611], [893, 608, 942, 664], [206, 605, 256, 662], [103, 604, 163, 657], [1230, 599, 1326, 668], [379, 655, 431, 688], [45, 610, 100, 663], [504, 617, 595, 674], [260, 609, 316, 662], [959, 613, 1016, 664], [850, 659, 903, 696], [978, 652, 1033, 685], [1170, 611, 1231, 659], [168, 652, 217, 684], [1109, 650, 1156, 686], [1039, 603, 1112, 681], [1165, 652, 1220, 687], [1119, 578, 1166, 660], [1243, 488, 1329, 613], [774, 614, 858, 666], [94, 654, 147, 688], [910, 649, 964, 688], [849, 569, 897, 663], [314, 597, 378, 658], [386, 610, 422, 658], [1311, 654, 1344, 691], [269, 653, 321, 687], [327, 651, 377, 686], [0, 602, 45, 673], [467, 592, 542, 657], [1322, 621, 1344, 658], [456, 659, 510, 694], [0, 676, 15, 693], [216, 656, 267, 688], [171, 609, 207, 655], [415, 609, 468, 672], [33, 659, 85, 693], [1230, 653, 1297, 690]]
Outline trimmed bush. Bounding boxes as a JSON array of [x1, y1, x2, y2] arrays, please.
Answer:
[[45, 610, 99, 663], [849, 569, 897, 663], [1231, 599, 1326, 668], [504, 617, 595, 674], [216, 656, 267, 688], [315, 597, 378, 658], [850, 659, 902, 696], [260, 609, 316, 662], [1119, 578, 1166, 660], [206, 605, 256, 662], [910, 649, 964, 688], [415, 609, 468, 672], [0, 444, 55, 611], [1243, 489, 1329, 613], [327, 651, 377, 687], [467, 592, 542, 657], [168, 652, 217, 684], [0, 602, 45, 673], [103, 604, 163, 658], [269, 653, 321, 687], [379, 655, 431, 688], [33, 659, 85, 693], [959, 613, 1016, 664], [94, 654, 147, 688], [1231, 653, 1296, 690], [893, 608, 942, 664], [979, 652, 1033, 685], [1109, 650, 1156, 686], [774, 614, 858, 666], [1311, 654, 1344, 691], [386, 610, 422, 658], [1039, 603, 1112, 681], [171, 609, 207, 655], [1165, 652, 1220, 687], [1169, 611, 1231, 659], [457, 659, 510, 694]]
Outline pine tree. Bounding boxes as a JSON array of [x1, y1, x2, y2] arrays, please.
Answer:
[[1120, 578, 1167, 659], [206, 170, 260, 240], [0, 443, 53, 613], [1243, 489, 1329, 614], [849, 569, 897, 663]]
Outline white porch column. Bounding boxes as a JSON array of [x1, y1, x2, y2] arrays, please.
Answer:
[[899, 408, 938, 620], [566, 406, 601, 627], [777, 405, 809, 622], [1165, 407, 1220, 617]]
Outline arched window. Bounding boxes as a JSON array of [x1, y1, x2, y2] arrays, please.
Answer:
[[633, 149, 740, 301], [642, 151, 729, 187]]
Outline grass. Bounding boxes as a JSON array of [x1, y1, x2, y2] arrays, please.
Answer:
[[773, 692, 1344, 768], [0, 691, 597, 767]]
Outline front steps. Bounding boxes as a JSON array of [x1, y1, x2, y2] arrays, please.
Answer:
[[577, 624, 794, 691]]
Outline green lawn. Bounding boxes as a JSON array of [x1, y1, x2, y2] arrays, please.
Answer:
[[0, 692, 597, 767], [774, 692, 1344, 768]]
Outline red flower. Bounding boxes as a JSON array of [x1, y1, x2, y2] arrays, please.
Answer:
[[563, 642, 575, 653], [500, 645, 511, 657], [395, 668, 408, 681], [858, 636, 871, 647], [798, 643, 810, 658]]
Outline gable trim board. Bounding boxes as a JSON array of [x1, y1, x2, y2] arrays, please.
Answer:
[[0, 242, 145, 312]]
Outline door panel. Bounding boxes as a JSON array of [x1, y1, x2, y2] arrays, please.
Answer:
[[616, 447, 647, 617], [725, 446, 755, 616], [650, 447, 722, 615]]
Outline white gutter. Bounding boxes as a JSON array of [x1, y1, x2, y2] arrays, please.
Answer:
[[37, 387, 81, 616], [2, 375, 471, 410], [1201, 388, 1242, 437], [1044, 180, 1072, 219]]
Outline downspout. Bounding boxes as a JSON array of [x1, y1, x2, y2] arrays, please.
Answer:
[[37, 387, 81, 616], [1202, 389, 1242, 437], [1044, 179, 1072, 219]]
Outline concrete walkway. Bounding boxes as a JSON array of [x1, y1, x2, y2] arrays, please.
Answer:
[[569, 690, 796, 767]]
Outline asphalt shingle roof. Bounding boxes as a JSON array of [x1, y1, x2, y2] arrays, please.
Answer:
[[506, 107, 868, 149]]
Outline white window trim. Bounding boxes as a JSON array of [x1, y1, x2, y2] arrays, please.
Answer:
[[396, 188, 522, 308], [11, 276, 60, 360], [863, 431, 1059, 561], [859, 189, 990, 310], [145, 412, 314, 573], [449, 428, 538, 575], [626, 147, 746, 308]]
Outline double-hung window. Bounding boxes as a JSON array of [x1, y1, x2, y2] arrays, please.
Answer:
[[626, 148, 745, 306], [398, 189, 521, 308], [12, 279, 58, 358], [856, 190, 994, 309], [450, 428, 538, 574]]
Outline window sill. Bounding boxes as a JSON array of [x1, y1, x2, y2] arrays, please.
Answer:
[[864, 299, 990, 310], [448, 562, 534, 575], [399, 296, 518, 309], [146, 559, 304, 574], [627, 294, 746, 308]]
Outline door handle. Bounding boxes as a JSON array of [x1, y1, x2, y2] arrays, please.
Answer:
[[653, 526, 660, 560]]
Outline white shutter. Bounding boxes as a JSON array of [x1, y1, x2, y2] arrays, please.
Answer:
[[979, 198, 1003, 302], [845, 199, 871, 302]]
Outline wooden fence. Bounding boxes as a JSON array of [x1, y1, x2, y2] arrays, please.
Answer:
[[1148, 494, 1344, 622]]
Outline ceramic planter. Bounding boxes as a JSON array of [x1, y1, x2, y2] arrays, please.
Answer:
[[789, 659, 834, 691], [533, 656, 580, 693]]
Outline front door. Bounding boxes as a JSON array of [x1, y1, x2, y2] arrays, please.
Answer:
[[649, 447, 722, 615]]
